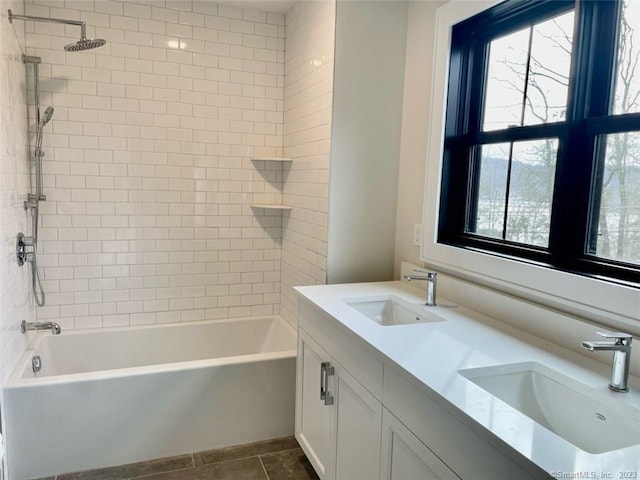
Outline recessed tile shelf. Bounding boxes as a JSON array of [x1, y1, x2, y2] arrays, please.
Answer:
[[251, 204, 293, 210], [251, 157, 293, 214], [252, 157, 293, 162]]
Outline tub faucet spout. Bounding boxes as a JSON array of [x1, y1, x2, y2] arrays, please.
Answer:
[[581, 331, 632, 393], [21, 320, 61, 335]]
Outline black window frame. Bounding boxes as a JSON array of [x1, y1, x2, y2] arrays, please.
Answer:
[[439, 0, 640, 285]]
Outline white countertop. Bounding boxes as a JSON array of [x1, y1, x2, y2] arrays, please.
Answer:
[[295, 281, 640, 477]]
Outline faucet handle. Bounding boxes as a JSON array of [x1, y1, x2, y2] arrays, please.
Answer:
[[595, 331, 633, 345], [412, 269, 437, 278]]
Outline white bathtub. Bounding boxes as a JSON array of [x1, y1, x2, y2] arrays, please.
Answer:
[[4, 316, 297, 480]]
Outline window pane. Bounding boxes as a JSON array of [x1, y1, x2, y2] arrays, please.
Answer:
[[613, 0, 640, 115], [470, 140, 557, 247], [593, 132, 640, 263], [483, 29, 530, 131], [505, 139, 558, 247], [482, 11, 574, 131], [473, 143, 510, 239], [524, 12, 574, 125]]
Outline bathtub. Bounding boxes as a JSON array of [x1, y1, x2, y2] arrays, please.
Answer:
[[4, 315, 297, 480]]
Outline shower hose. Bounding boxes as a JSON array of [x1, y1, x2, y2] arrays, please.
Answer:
[[31, 204, 45, 307]]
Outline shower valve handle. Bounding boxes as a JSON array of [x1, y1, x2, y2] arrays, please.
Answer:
[[24, 195, 38, 210], [25, 193, 46, 206], [16, 233, 35, 266]]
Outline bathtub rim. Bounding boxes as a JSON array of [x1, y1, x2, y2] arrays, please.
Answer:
[[7, 314, 296, 389]]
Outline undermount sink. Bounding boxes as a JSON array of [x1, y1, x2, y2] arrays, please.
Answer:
[[344, 295, 445, 326], [459, 362, 640, 454]]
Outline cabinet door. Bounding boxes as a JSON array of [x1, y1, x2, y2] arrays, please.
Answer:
[[333, 361, 382, 480], [296, 330, 335, 480], [380, 409, 460, 480]]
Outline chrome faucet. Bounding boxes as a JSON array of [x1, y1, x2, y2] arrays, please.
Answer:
[[404, 270, 437, 306], [582, 331, 632, 392], [21, 320, 61, 335]]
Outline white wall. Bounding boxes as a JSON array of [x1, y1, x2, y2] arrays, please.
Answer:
[[326, 0, 407, 285], [394, 0, 444, 278], [24, 0, 287, 329], [281, 0, 335, 326]]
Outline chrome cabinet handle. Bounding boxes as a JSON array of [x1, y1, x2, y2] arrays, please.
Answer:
[[320, 362, 328, 400], [320, 362, 325, 400], [320, 361, 334, 406]]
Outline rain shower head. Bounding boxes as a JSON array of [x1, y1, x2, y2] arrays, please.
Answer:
[[8, 10, 107, 52], [40, 106, 54, 127], [64, 37, 107, 52]]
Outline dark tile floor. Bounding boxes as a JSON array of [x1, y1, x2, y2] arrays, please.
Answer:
[[35, 437, 319, 480]]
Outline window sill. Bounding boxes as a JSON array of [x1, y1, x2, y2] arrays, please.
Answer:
[[420, 240, 639, 335]]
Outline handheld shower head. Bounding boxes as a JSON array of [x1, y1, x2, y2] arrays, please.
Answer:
[[40, 106, 54, 127]]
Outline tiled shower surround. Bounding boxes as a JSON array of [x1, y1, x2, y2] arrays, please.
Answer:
[[22, 0, 334, 329], [281, 0, 334, 324]]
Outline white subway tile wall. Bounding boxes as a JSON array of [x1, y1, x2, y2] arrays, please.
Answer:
[[1, 0, 34, 383], [24, 0, 289, 328], [281, 0, 334, 325]]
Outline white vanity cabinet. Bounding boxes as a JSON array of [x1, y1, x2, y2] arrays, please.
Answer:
[[296, 331, 334, 478], [380, 408, 460, 480], [331, 361, 382, 480], [296, 300, 383, 480], [295, 295, 550, 480], [382, 363, 544, 479], [296, 299, 463, 480]]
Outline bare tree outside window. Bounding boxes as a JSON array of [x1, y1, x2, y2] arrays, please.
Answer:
[[472, 11, 572, 247], [596, 0, 640, 263], [473, 2, 640, 263]]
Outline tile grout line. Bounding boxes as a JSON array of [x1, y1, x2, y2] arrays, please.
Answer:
[[258, 455, 271, 480], [132, 465, 197, 480], [127, 453, 197, 480]]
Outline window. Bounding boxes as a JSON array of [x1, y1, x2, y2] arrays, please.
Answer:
[[439, 0, 640, 284]]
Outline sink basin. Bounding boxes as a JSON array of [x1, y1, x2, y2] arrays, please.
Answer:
[[344, 295, 445, 326], [459, 362, 640, 453]]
